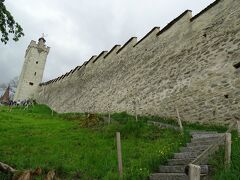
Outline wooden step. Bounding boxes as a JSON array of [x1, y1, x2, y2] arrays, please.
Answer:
[[168, 158, 195, 166], [186, 141, 217, 147], [180, 145, 209, 153], [191, 136, 223, 142], [192, 133, 224, 139], [159, 165, 209, 174], [150, 173, 207, 180], [150, 173, 188, 180], [190, 131, 218, 135], [174, 152, 200, 159]]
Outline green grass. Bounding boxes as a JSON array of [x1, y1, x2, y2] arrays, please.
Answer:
[[0, 105, 239, 179], [0, 105, 189, 179], [208, 131, 240, 180]]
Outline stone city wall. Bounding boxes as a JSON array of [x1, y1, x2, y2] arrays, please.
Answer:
[[36, 0, 240, 124]]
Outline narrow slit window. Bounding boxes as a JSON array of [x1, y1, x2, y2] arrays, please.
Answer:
[[29, 82, 34, 86], [233, 62, 240, 69], [34, 72, 37, 76], [36, 61, 38, 64]]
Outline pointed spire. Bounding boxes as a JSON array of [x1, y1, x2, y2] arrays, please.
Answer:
[[0, 86, 10, 103]]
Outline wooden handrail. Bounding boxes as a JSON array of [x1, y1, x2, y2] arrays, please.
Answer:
[[190, 134, 225, 165], [190, 120, 236, 166], [226, 121, 237, 133]]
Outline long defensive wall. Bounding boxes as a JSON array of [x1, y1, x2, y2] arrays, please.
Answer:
[[36, 0, 240, 124]]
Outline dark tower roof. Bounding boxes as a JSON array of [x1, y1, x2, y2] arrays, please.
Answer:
[[38, 37, 46, 43]]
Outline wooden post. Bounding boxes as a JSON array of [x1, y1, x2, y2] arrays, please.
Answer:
[[108, 105, 111, 124], [225, 133, 231, 168], [135, 109, 138, 122], [116, 132, 123, 178], [133, 101, 138, 122], [176, 108, 183, 132], [108, 112, 111, 124], [237, 121, 240, 137], [189, 164, 201, 180], [8, 105, 12, 112]]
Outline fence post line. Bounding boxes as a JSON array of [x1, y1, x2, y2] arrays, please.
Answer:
[[135, 104, 138, 122], [189, 164, 201, 180], [237, 121, 240, 137], [225, 133, 231, 168], [176, 108, 183, 132], [108, 112, 111, 124], [108, 105, 111, 124], [116, 132, 123, 178], [133, 100, 138, 122]]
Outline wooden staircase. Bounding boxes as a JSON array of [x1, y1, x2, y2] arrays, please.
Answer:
[[150, 131, 225, 180]]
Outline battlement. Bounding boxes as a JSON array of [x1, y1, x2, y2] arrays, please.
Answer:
[[40, 0, 227, 87], [104, 45, 121, 59], [134, 27, 160, 47], [116, 37, 137, 54], [190, 0, 221, 21], [156, 10, 192, 36], [28, 40, 50, 53], [92, 51, 108, 63], [36, 0, 240, 125], [40, 0, 226, 87]]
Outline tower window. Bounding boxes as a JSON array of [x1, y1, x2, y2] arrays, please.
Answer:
[[29, 82, 34, 86], [34, 72, 37, 76], [224, 94, 229, 99], [36, 61, 39, 64], [233, 62, 240, 69]]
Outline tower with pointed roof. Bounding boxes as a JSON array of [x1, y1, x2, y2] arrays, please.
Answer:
[[14, 37, 50, 101]]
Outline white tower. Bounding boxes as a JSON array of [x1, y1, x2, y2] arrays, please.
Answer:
[[14, 37, 50, 101]]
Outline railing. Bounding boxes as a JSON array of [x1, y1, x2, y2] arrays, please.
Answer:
[[190, 133, 225, 165], [187, 121, 238, 180]]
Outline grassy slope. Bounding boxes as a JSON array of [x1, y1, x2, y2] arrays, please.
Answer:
[[0, 105, 239, 179], [0, 105, 189, 180]]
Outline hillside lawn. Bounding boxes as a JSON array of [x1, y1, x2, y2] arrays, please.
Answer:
[[0, 105, 239, 179]]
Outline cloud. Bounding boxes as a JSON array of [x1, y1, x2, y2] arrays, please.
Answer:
[[0, 0, 214, 84]]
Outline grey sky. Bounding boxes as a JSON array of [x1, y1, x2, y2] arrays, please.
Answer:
[[0, 0, 214, 84]]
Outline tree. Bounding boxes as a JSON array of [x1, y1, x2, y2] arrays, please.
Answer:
[[0, 0, 24, 44], [9, 76, 19, 89], [0, 82, 7, 89]]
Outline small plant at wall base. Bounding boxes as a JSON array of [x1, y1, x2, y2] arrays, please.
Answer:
[[0, 0, 24, 44]]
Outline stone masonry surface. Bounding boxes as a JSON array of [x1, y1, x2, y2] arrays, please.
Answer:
[[14, 38, 50, 101], [36, 0, 240, 124]]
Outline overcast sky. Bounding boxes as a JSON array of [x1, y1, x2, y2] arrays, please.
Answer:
[[0, 0, 215, 84]]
